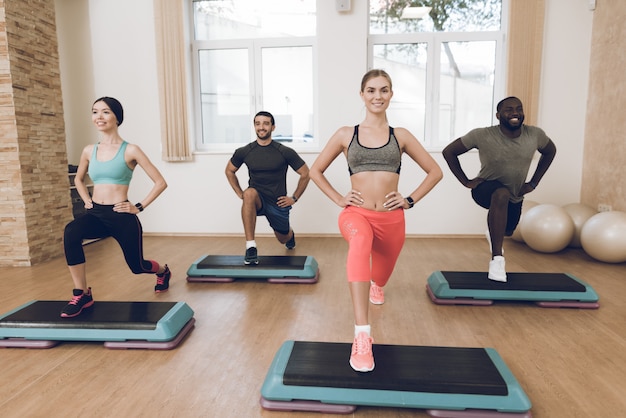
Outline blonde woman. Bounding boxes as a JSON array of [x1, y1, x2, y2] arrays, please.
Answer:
[[310, 70, 443, 372]]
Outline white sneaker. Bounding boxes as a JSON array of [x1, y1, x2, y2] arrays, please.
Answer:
[[488, 256, 507, 282], [485, 229, 504, 255]]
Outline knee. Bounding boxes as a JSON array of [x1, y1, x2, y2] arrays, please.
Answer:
[[64, 222, 81, 243], [242, 188, 258, 202], [490, 188, 511, 206], [342, 227, 374, 252]]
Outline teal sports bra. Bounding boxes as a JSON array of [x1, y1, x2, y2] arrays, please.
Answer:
[[88, 141, 133, 185]]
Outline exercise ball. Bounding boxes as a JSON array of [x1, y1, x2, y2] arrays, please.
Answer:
[[562, 203, 597, 247], [510, 200, 539, 242], [580, 211, 626, 263], [520, 204, 575, 253]]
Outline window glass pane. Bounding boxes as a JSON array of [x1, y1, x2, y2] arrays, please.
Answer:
[[197, 49, 250, 144], [370, 0, 502, 34], [439, 41, 496, 143], [261, 46, 314, 143], [373, 43, 428, 141], [194, 0, 316, 40], [368, 0, 505, 148]]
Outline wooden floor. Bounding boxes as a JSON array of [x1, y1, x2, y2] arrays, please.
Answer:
[[0, 235, 624, 417]]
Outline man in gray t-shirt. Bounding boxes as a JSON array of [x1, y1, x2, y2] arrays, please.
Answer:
[[442, 96, 556, 282]]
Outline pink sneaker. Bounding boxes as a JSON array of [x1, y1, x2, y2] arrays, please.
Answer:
[[349, 332, 374, 372], [369, 282, 384, 305]]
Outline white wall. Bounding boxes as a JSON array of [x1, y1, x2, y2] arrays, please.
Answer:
[[56, 0, 593, 236], [55, 0, 95, 164]]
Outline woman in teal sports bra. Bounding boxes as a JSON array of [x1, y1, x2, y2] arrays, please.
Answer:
[[61, 97, 170, 318]]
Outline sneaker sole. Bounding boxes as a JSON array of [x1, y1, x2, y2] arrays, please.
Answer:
[[487, 274, 507, 283], [369, 298, 384, 305], [349, 359, 375, 372], [60, 300, 95, 318], [244, 260, 259, 265]]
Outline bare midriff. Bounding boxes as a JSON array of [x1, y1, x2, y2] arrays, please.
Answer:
[[350, 171, 400, 211], [91, 184, 130, 205]]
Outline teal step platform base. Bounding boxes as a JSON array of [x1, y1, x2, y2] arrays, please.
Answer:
[[427, 271, 599, 308], [260, 340, 532, 416], [186, 255, 319, 283], [0, 300, 195, 349]]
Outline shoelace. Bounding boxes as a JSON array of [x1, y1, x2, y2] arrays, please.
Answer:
[[156, 268, 169, 285], [371, 285, 383, 298], [68, 294, 83, 305], [352, 334, 372, 355]]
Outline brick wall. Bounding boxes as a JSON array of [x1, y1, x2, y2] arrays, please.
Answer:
[[0, 0, 73, 266]]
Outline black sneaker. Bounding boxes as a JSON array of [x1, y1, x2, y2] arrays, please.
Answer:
[[155, 264, 171, 293], [244, 247, 258, 265], [61, 288, 94, 318], [285, 232, 296, 250]]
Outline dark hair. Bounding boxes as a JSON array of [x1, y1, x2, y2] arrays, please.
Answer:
[[360, 69, 393, 92], [254, 111, 275, 126], [94, 96, 124, 126], [496, 96, 522, 112]]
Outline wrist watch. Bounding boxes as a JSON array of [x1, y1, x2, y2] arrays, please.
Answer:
[[405, 196, 415, 209], [292, 195, 298, 203], [135, 202, 144, 212]]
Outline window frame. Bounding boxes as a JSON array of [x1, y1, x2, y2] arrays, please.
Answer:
[[367, 3, 508, 150], [189, 2, 317, 153]]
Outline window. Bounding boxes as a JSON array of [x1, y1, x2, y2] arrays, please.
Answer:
[[191, 0, 316, 151], [369, 0, 507, 148]]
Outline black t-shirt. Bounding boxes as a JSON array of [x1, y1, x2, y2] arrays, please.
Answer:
[[230, 140, 305, 205]]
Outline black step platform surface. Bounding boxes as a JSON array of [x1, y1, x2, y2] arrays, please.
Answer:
[[284, 341, 507, 395], [198, 255, 308, 270], [442, 271, 585, 292], [0, 301, 177, 330]]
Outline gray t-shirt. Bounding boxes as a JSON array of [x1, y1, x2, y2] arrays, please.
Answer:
[[461, 125, 551, 203]]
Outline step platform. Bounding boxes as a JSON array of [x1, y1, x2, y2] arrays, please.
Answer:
[[186, 254, 319, 283], [426, 271, 599, 308], [0, 300, 195, 349], [260, 340, 532, 416]]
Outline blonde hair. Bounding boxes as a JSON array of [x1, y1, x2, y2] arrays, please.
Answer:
[[360, 69, 393, 92]]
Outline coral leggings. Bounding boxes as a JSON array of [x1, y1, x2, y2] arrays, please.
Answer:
[[338, 206, 405, 286]]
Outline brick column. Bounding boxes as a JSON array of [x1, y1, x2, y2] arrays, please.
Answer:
[[0, 0, 72, 266]]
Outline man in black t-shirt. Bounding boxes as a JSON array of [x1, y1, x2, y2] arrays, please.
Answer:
[[226, 111, 310, 264]]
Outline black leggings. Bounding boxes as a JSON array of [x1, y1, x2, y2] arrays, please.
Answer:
[[64, 203, 158, 274]]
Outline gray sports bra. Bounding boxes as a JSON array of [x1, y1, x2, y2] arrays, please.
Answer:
[[347, 125, 401, 175]]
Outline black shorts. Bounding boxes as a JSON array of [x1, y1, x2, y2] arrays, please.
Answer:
[[471, 180, 523, 235], [257, 194, 291, 235]]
